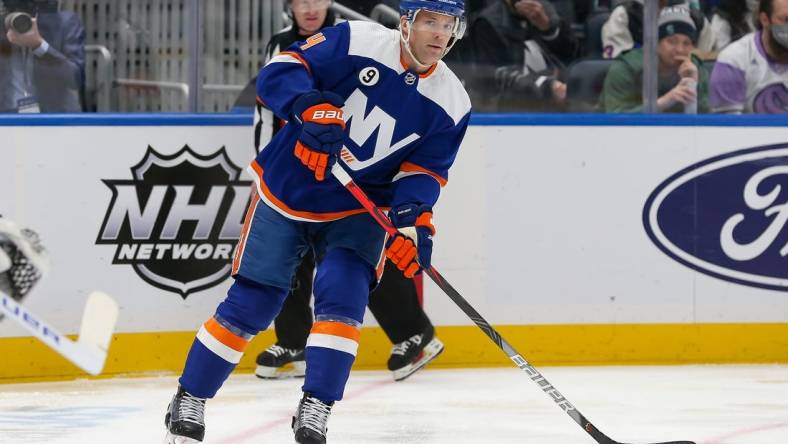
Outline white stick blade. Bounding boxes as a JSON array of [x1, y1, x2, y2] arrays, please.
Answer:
[[77, 291, 119, 356]]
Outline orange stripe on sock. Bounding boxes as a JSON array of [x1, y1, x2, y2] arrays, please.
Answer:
[[204, 318, 249, 352], [311, 321, 361, 342]]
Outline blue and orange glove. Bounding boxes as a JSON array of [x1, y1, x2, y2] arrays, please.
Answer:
[[385, 204, 435, 278], [291, 90, 346, 181]]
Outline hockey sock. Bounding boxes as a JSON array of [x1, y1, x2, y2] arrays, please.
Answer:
[[179, 276, 288, 398], [303, 248, 372, 402]]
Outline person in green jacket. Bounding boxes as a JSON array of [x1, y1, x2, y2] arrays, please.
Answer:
[[599, 4, 709, 113]]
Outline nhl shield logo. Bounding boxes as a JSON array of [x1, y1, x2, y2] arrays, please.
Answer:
[[404, 72, 417, 85], [96, 146, 252, 298]]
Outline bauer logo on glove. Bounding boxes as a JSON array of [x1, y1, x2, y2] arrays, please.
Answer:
[[291, 90, 346, 182]]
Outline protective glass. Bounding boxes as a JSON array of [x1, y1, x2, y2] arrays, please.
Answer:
[[290, 0, 331, 13]]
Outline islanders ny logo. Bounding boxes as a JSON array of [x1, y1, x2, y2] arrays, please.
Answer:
[[643, 143, 788, 291], [96, 146, 252, 298]]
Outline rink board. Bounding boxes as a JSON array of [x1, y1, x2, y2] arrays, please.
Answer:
[[0, 114, 787, 381]]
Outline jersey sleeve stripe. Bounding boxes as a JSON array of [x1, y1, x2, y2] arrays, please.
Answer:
[[394, 162, 448, 187], [273, 51, 312, 76]]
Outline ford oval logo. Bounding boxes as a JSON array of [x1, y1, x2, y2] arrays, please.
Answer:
[[643, 143, 788, 291]]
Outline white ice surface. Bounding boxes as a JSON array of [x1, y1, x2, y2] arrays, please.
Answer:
[[0, 365, 786, 443]]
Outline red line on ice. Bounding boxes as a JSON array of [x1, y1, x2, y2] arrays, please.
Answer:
[[215, 378, 394, 444], [700, 421, 788, 443]]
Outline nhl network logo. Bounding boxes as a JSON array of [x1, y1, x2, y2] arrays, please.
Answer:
[[96, 146, 252, 298]]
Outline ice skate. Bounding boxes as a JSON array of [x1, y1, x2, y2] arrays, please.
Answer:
[[388, 326, 445, 381], [164, 385, 206, 443], [255, 344, 306, 379], [292, 392, 333, 443]]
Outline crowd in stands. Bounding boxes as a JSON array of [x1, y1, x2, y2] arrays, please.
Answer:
[[355, 0, 785, 114], [1, 0, 785, 114], [439, 0, 787, 114]]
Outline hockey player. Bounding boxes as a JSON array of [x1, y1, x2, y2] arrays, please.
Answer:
[[243, 0, 444, 383], [0, 215, 48, 309], [164, 0, 471, 442]]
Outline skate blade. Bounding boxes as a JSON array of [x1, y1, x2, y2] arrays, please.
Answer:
[[392, 338, 445, 382], [164, 431, 201, 444], [255, 361, 306, 380]]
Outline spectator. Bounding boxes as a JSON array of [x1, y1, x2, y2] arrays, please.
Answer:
[[710, 0, 788, 113], [0, 0, 85, 113], [602, 0, 714, 59], [599, 5, 710, 113], [709, 0, 758, 51], [465, 0, 579, 111]]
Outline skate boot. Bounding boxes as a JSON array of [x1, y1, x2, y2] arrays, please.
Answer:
[[255, 344, 306, 379], [164, 385, 206, 443], [388, 326, 445, 381], [292, 393, 333, 444]]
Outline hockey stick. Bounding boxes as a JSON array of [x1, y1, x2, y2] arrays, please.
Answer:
[[330, 162, 695, 444], [0, 291, 119, 375]]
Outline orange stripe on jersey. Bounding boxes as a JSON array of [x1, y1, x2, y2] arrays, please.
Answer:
[[250, 160, 383, 221], [204, 318, 249, 352], [311, 321, 361, 342], [400, 162, 448, 187], [279, 51, 312, 76], [232, 188, 259, 275], [398, 52, 438, 79]]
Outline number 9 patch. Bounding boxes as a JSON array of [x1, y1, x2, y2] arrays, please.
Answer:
[[359, 67, 380, 87]]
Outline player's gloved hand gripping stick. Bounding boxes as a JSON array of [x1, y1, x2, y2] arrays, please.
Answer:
[[329, 161, 696, 444], [386, 204, 434, 278], [291, 90, 346, 181]]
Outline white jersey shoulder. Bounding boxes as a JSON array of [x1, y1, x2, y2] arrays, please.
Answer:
[[347, 20, 402, 73], [418, 62, 472, 126], [347, 20, 471, 125]]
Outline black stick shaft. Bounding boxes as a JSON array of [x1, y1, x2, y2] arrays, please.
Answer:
[[331, 163, 694, 444]]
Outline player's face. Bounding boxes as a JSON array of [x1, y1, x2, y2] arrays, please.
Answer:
[[657, 34, 694, 69], [404, 11, 455, 66], [291, 0, 330, 36]]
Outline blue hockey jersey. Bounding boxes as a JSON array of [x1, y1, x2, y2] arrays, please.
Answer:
[[251, 20, 471, 222]]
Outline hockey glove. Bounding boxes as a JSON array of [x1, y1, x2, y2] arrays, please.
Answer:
[[0, 217, 49, 305], [385, 204, 435, 278], [291, 90, 346, 181]]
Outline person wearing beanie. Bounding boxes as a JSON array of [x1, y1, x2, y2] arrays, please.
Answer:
[[599, 4, 710, 113], [601, 0, 714, 59]]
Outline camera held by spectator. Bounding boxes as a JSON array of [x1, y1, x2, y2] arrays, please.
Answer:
[[0, 0, 85, 113]]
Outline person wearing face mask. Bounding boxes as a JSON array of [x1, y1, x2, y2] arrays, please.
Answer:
[[599, 4, 709, 113], [710, 0, 788, 113]]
